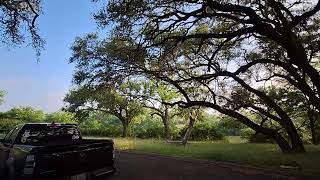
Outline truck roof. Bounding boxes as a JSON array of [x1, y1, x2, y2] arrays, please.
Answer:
[[21, 123, 78, 128]]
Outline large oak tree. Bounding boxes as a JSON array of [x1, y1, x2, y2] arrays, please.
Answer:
[[64, 85, 142, 137], [70, 0, 320, 153]]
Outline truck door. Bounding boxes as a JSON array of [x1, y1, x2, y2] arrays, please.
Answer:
[[0, 128, 15, 176]]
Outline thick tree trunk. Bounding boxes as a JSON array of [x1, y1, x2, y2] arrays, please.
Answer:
[[210, 103, 302, 153], [290, 135, 305, 153], [284, 36, 320, 112], [115, 113, 130, 138], [284, 42, 319, 149], [162, 107, 171, 140], [233, 76, 306, 153], [270, 132, 293, 153], [310, 119, 317, 145], [121, 122, 128, 137], [282, 118, 306, 153], [308, 109, 318, 145], [181, 116, 196, 145]]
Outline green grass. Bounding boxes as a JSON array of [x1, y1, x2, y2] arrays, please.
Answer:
[[96, 137, 320, 176], [226, 136, 247, 143]]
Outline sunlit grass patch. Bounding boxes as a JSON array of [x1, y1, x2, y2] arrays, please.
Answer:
[[226, 136, 247, 143], [114, 137, 138, 150]]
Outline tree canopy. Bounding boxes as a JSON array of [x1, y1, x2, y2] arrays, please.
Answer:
[[63, 84, 143, 137], [46, 111, 77, 123], [0, 90, 4, 105], [0, 0, 44, 56], [4, 106, 45, 122], [73, 0, 320, 153]]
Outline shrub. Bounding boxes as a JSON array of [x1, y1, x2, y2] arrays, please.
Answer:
[[240, 128, 274, 143], [80, 126, 122, 137], [0, 119, 24, 134], [171, 126, 183, 140], [3, 107, 45, 122], [240, 128, 255, 140], [79, 113, 123, 137], [249, 133, 274, 143], [179, 123, 224, 141], [215, 116, 245, 136], [46, 112, 77, 123], [129, 118, 163, 139]]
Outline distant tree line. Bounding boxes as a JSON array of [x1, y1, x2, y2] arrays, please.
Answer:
[[0, 96, 317, 145], [0, 107, 76, 133], [0, 106, 226, 142]]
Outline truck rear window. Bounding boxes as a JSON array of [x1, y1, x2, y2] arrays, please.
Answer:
[[18, 124, 80, 145]]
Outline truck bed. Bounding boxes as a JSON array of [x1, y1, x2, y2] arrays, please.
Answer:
[[31, 139, 114, 179]]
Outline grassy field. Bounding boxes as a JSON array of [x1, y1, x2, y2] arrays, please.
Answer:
[[88, 137, 320, 176]]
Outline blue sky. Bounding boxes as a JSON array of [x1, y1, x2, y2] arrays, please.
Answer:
[[0, 0, 105, 113]]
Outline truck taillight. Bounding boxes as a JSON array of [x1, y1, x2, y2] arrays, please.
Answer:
[[26, 155, 35, 163], [24, 155, 35, 175], [48, 122, 61, 127]]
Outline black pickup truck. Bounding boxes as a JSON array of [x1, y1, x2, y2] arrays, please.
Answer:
[[0, 123, 115, 180]]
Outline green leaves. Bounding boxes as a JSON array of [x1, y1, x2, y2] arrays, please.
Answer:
[[67, 0, 320, 150], [0, 0, 44, 57], [46, 112, 77, 123], [5, 107, 45, 122], [0, 90, 5, 105]]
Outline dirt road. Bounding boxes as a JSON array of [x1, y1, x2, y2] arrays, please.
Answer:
[[108, 151, 313, 180]]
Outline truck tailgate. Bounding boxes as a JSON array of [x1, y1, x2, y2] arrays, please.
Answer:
[[34, 140, 114, 178]]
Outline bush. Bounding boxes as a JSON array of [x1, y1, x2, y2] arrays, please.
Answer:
[[179, 122, 224, 141], [171, 126, 183, 140], [4, 107, 45, 122], [240, 128, 274, 143], [79, 113, 123, 137], [129, 118, 163, 139], [240, 128, 255, 139], [0, 119, 24, 134], [249, 133, 274, 143], [46, 112, 77, 123], [215, 116, 245, 136], [80, 126, 122, 137]]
